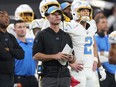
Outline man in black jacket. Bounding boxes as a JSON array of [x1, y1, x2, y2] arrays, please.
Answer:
[[33, 6, 75, 87], [0, 10, 24, 87]]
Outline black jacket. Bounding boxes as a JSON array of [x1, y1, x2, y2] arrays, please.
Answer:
[[0, 31, 24, 74]]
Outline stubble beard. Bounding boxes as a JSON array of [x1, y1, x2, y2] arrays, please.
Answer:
[[51, 22, 59, 25], [0, 23, 8, 29]]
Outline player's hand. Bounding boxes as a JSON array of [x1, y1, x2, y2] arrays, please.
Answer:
[[92, 61, 98, 71], [70, 62, 83, 72], [98, 66, 106, 81]]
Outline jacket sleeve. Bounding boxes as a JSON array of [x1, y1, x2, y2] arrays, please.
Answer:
[[9, 35, 24, 60], [0, 42, 14, 60]]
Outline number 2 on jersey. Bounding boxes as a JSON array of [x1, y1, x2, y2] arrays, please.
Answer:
[[84, 37, 92, 54]]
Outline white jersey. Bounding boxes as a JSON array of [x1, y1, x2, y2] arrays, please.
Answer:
[[30, 18, 46, 30], [7, 23, 35, 39], [64, 20, 97, 68], [30, 18, 51, 30]]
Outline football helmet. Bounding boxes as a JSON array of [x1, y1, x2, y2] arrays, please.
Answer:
[[71, 0, 93, 21], [39, 0, 60, 17], [61, 2, 72, 22], [109, 31, 116, 44], [61, 2, 71, 10], [15, 4, 34, 23], [71, 0, 81, 10]]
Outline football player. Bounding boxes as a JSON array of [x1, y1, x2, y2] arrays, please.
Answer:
[[30, 0, 61, 32], [95, 15, 116, 87], [64, 0, 106, 87], [109, 31, 116, 64], [60, 2, 72, 22], [7, 4, 35, 38]]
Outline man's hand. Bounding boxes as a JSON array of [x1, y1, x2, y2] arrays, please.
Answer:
[[54, 52, 66, 60], [98, 66, 106, 81], [54, 52, 74, 61], [70, 62, 83, 72], [65, 54, 74, 62], [92, 61, 98, 71]]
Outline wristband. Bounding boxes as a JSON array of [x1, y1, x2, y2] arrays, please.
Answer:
[[93, 57, 98, 63]]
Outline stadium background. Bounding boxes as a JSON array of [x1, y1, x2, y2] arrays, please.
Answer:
[[0, 0, 116, 22]]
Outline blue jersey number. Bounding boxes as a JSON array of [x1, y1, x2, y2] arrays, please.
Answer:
[[84, 37, 92, 54]]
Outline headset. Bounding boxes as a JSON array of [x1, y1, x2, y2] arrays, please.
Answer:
[[44, 12, 49, 17]]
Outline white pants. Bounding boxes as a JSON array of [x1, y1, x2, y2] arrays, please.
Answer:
[[71, 68, 100, 87]]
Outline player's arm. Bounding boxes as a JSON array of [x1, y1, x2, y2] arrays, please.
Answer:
[[109, 44, 116, 64], [94, 38, 106, 81], [33, 52, 75, 62], [108, 31, 116, 64], [93, 39, 100, 66], [92, 39, 99, 71]]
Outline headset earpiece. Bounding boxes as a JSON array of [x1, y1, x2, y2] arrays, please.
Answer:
[[44, 12, 49, 17]]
